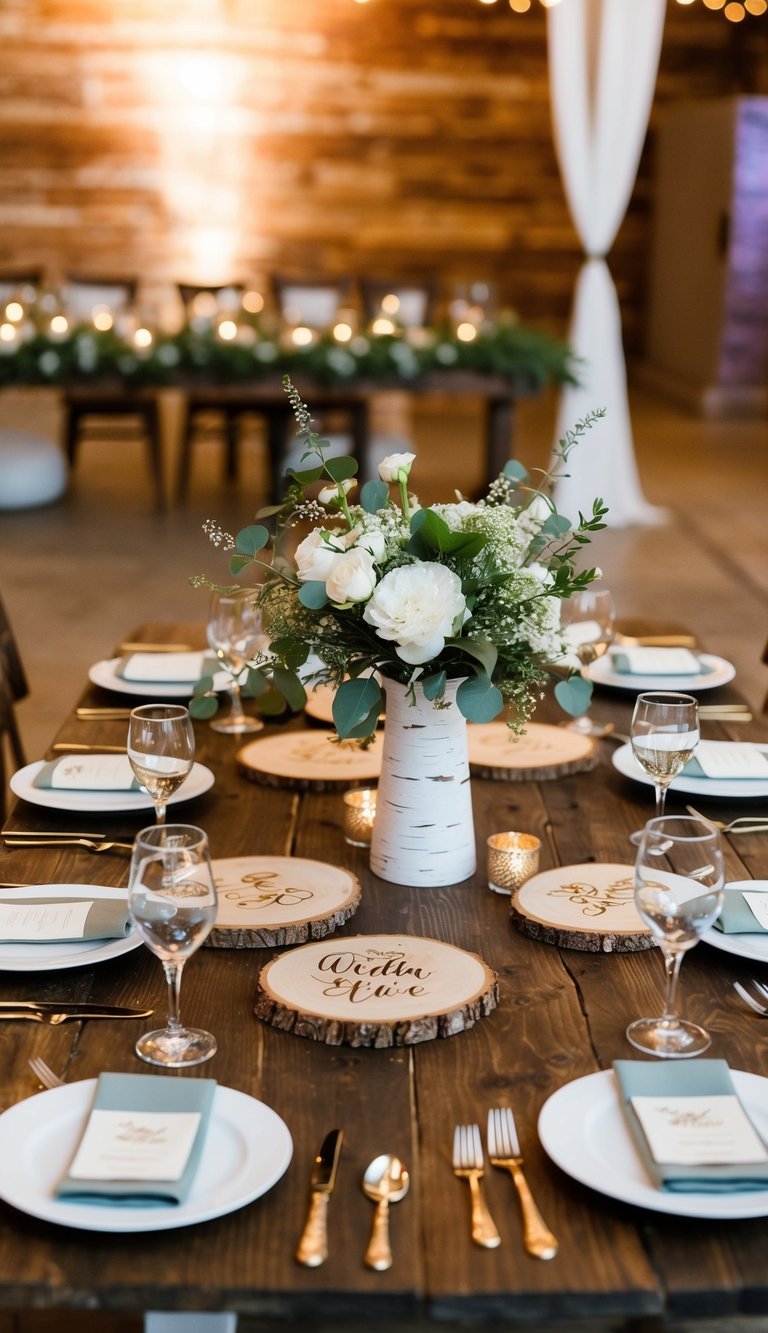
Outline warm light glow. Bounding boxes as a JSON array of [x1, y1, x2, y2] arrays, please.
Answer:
[[217, 319, 238, 340], [243, 290, 264, 314], [292, 326, 314, 346], [725, 1, 746, 16], [333, 322, 353, 342], [456, 322, 478, 342], [703, 0, 726, 8], [50, 315, 68, 335], [745, 0, 766, 12], [509, 0, 532, 10], [539, 0, 563, 7], [92, 306, 114, 331], [372, 317, 397, 335], [381, 293, 401, 315], [0, 323, 16, 342], [479, 0, 498, 5], [191, 291, 218, 320], [676, 0, 696, 5], [134, 327, 153, 349], [5, 302, 23, 322]]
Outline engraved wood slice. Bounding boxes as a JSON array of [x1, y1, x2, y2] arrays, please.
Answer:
[[467, 721, 598, 781], [510, 863, 653, 953], [254, 933, 499, 1047], [236, 731, 383, 791], [206, 856, 361, 949]]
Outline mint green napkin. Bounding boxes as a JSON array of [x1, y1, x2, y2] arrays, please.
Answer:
[[0, 897, 131, 942], [613, 1059, 768, 1193], [714, 890, 768, 934], [610, 649, 712, 676], [33, 756, 141, 791], [114, 652, 217, 683], [56, 1073, 217, 1207]]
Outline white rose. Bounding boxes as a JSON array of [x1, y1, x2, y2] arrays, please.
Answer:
[[294, 528, 344, 583], [318, 477, 356, 506], [355, 528, 387, 562], [325, 548, 378, 605], [363, 561, 467, 665], [378, 452, 416, 483]]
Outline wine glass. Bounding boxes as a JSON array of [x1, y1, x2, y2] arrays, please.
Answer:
[[206, 588, 265, 735], [128, 823, 218, 1067], [560, 589, 616, 735], [626, 815, 724, 1058], [128, 704, 195, 825], [631, 691, 700, 819]]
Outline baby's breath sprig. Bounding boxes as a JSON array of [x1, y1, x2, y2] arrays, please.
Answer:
[[202, 519, 236, 550]]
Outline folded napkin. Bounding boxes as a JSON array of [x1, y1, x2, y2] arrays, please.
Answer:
[[56, 1072, 217, 1206], [613, 1059, 768, 1193], [609, 647, 709, 676], [114, 651, 216, 684], [33, 755, 141, 792], [0, 896, 131, 942], [714, 886, 768, 934], [683, 742, 768, 782]]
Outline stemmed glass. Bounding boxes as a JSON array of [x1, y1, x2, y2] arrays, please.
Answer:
[[206, 588, 265, 735], [128, 824, 218, 1067], [631, 691, 700, 819], [127, 704, 195, 825], [560, 589, 616, 735], [627, 815, 724, 1058]]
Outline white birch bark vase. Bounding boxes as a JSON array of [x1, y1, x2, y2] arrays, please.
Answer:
[[369, 678, 476, 888]]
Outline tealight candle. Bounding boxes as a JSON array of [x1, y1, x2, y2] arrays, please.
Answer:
[[343, 789, 377, 847], [487, 832, 541, 896]]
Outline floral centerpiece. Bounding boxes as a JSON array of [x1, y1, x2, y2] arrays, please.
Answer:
[[195, 376, 606, 886]]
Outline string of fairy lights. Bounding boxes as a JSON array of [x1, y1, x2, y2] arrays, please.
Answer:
[[353, 0, 766, 21]]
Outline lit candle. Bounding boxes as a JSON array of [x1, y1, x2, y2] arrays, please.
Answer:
[[486, 832, 541, 896], [343, 789, 377, 847]]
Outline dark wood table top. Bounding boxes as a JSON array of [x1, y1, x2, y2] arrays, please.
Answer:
[[1, 622, 767, 1325]]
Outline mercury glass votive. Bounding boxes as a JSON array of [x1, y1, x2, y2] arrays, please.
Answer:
[[343, 789, 377, 847], [487, 832, 541, 896]]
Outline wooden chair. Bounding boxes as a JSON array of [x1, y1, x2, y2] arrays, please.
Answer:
[[60, 277, 165, 509], [0, 592, 28, 820]]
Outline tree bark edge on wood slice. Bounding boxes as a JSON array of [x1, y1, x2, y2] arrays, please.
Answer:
[[467, 722, 598, 782], [510, 862, 654, 953]]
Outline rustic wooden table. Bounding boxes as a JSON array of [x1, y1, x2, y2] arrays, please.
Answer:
[[0, 623, 766, 1326]]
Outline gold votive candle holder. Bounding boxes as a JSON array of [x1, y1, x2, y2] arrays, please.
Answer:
[[487, 832, 541, 896], [343, 788, 377, 847]]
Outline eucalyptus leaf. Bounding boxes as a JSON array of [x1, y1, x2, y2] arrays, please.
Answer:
[[298, 580, 329, 610], [325, 455, 358, 482], [189, 694, 219, 720], [445, 636, 498, 677], [456, 676, 504, 722], [286, 464, 325, 485], [554, 674, 593, 717], [229, 553, 252, 576], [333, 676, 383, 740], [360, 479, 389, 513], [421, 670, 446, 702], [255, 687, 288, 716], [271, 666, 307, 712], [192, 676, 216, 696], [241, 667, 269, 698], [342, 702, 382, 740], [235, 524, 269, 555], [541, 513, 572, 538], [503, 459, 529, 483]]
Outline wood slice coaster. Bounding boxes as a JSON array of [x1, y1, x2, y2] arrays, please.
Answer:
[[510, 863, 653, 953], [467, 722, 597, 781], [236, 730, 383, 791], [254, 933, 499, 1047], [206, 856, 361, 949]]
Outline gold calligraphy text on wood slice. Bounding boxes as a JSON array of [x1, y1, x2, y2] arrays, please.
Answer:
[[254, 933, 498, 1047], [206, 856, 361, 949], [236, 730, 383, 791], [467, 722, 598, 781], [510, 863, 653, 953]]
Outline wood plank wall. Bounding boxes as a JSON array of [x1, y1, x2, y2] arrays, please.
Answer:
[[0, 0, 766, 352]]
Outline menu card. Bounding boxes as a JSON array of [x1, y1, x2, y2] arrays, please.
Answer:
[[0, 897, 131, 942], [56, 1073, 217, 1206], [609, 647, 706, 676], [116, 652, 215, 683], [613, 1060, 768, 1193], [33, 755, 141, 791]]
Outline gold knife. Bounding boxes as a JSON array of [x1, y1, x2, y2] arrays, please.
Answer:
[[50, 743, 127, 754], [295, 1128, 344, 1267], [76, 708, 133, 719], [0, 1001, 154, 1022], [117, 643, 195, 653]]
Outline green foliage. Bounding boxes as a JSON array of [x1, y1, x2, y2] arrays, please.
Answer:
[[554, 674, 593, 717]]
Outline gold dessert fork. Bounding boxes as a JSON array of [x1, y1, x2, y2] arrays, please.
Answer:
[[452, 1123, 501, 1249], [487, 1107, 558, 1260]]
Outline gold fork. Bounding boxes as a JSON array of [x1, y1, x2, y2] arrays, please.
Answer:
[[28, 1057, 65, 1088], [685, 805, 768, 834], [3, 837, 133, 853], [452, 1123, 501, 1248], [487, 1107, 558, 1260]]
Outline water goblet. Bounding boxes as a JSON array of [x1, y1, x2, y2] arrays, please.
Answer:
[[128, 823, 218, 1068], [560, 589, 616, 735], [128, 703, 195, 826], [631, 691, 699, 819], [206, 587, 266, 735], [626, 815, 724, 1058]]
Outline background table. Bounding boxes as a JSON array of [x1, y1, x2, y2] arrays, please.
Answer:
[[0, 623, 766, 1326]]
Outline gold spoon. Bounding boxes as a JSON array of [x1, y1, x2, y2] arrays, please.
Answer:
[[362, 1154, 410, 1271]]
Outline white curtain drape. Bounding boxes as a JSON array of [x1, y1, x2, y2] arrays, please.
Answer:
[[547, 0, 667, 526]]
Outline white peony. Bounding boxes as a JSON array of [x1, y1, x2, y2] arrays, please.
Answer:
[[378, 452, 416, 483], [294, 528, 344, 583], [325, 548, 378, 605], [318, 477, 356, 506], [363, 561, 467, 664], [354, 528, 387, 562]]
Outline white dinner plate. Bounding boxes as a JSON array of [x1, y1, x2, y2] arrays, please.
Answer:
[[0, 1079, 293, 1232], [9, 761, 215, 814], [702, 881, 768, 965], [538, 1068, 768, 1219], [585, 653, 735, 694], [88, 658, 231, 699], [0, 884, 142, 972], [611, 742, 768, 800]]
